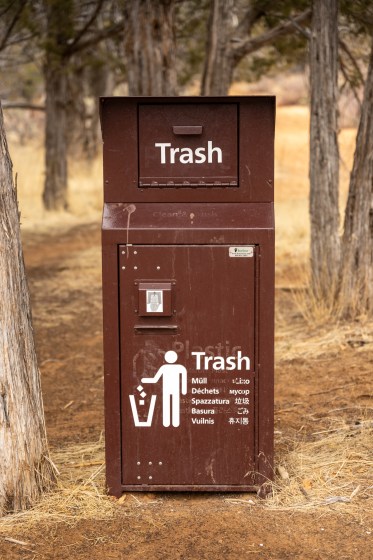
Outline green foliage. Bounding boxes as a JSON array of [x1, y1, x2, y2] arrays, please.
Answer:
[[340, 0, 373, 34], [234, 0, 310, 83]]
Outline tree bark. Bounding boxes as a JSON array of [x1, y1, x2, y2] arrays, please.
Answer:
[[201, 1, 310, 96], [43, 59, 69, 210], [201, 0, 235, 96], [0, 103, 55, 515], [338, 40, 373, 316], [309, 0, 340, 298], [124, 0, 177, 96], [42, 0, 72, 211], [67, 58, 114, 160]]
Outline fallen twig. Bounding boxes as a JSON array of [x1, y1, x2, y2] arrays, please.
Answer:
[[4, 537, 31, 546], [62, 400, 74, 410], [68, 461, 103, 468]]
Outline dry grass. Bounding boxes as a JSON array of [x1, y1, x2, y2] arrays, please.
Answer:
[[269, 421, 373, 520], [0, 415, 371, 531], [276, 318, 373, 362], [288, 263, 373, 326], [7, 138, 102, 236], [0, 437, 115, 532]]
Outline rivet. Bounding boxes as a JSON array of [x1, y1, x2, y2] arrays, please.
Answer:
[[134, 266, 138, 270], [122, 266, 125, 270], [134, 250, 137, 255], [159, 462, 163, 466], [137, 475, 141, 480], [149, 461, 152, 465], [121, 251, 125, 254], [156, 266, 160, 270], [149, 476, 152, 480], [137, 461, 141, 466], [134, 282, 138, 286]]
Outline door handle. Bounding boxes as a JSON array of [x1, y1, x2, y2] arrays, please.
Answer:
[[172, 126, 202, 135], [134, 325, 178, 331]]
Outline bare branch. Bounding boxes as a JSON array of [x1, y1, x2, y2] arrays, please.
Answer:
[[2, 102, 45, 111], [1, 31, 38, 48], [339, 38, 365, 85], [232, 8, 311, 64], [0, 0, 17, 20], [64, 0, 105, 56], [288, 18, 311, 40], [67, 20, 123, 55], [339, 56, 362, 109], [0, 0, 27, 52], [234, 3, 265, 38]]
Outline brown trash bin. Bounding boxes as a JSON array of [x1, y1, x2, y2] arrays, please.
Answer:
[[100, 96, 275, 495]]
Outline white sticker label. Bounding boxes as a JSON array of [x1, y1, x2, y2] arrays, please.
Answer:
[[146, 290, 163, 312], [229, 247, 254, 258]]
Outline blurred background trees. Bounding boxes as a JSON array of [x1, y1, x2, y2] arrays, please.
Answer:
[[123, 0, 177, 95], [0, 0, 372, 317], [1, 0, 123, 210], [0, 0, 312, 209]]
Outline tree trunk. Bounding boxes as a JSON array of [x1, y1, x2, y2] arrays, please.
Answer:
[[124, 0, 177, 96], [84, 62, 114, 160], [309, 0, 340, 299], [201, 0, 235, 96], [67, 59, 114, 160], [0, 104, 55, 515], [43, 59, 69, 210], [201, 1, 310, 96], [42, 0, 73, 211], [338, 40, 373, 317]]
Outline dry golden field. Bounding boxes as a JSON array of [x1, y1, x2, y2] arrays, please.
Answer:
[[8, 104, 357, 261]]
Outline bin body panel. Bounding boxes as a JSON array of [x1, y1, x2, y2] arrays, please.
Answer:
[[119, 244, 256, 486], [100, 97, 275, 494]]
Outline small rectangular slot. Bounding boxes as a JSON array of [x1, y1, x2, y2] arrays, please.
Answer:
[[172, 125, 202, 135]]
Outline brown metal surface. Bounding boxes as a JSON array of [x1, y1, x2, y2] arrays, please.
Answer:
[[100, 96, 275, 203], [139, 103, 238, 186], [101, 97, 275, 495], [120, 245, 256, 486], [102, 204, 274, 494]]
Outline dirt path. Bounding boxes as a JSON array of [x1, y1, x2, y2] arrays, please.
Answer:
[[0, 222, 371, 559]]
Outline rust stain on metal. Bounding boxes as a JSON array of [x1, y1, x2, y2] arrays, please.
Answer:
[[124, 204, 136, 250]]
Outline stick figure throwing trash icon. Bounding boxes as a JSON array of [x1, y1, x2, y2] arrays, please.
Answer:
[[141, 351, 187, 427]]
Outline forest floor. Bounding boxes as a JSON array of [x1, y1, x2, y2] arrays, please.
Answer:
[[0, 106, 372, 559]]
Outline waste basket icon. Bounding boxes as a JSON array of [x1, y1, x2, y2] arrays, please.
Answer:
[[129, 394, 157, 427]]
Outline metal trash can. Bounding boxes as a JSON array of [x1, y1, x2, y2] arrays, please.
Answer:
[[100, 96, 275, 495]]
